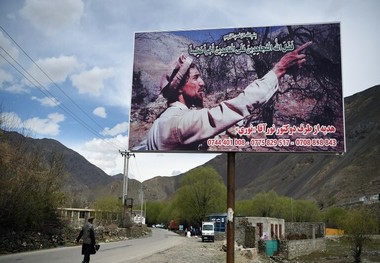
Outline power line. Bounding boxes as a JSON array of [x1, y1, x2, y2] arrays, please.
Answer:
[[1, 25, 116, 138], [0, 25, 128, 151], [131, 153, 144, 182], [0, 48, 117, 147]]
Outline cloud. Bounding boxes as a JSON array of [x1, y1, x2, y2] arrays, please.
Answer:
[[0, 31, 20, 66], [23, 112, 65, 136], [92, 107, 107, 118], [0, 69, 14, 86], [106, 66, 132, 109], [0, 33, 22, 92], [70, 67, 116, 96], [78, 134, 129, 175], [25, 55, 83, 88], [31, 96, 60, 107], [93, 107, 107, 118], [0, 112, 64, 137], [101, 122, 129, 136], [1, 83, 29, 94], [83, 134, 128, 153], [87, 152, 120, 175], [19, 0, 84, 36]]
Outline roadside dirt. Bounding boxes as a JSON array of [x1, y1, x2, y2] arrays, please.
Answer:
[[135, 235, 270, 263], [131, 234, 380, 263]]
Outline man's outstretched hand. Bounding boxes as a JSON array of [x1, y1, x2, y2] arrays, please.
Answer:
[[273, 41, 313, 79]]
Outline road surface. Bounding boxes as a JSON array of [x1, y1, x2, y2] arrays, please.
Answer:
[[0, 228, 184, 263]]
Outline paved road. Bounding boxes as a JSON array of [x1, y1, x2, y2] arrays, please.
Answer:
[[0, 228, 184, 263]]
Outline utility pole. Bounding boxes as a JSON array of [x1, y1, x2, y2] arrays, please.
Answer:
[[140, 185, 144, 224], [227, 152, 235, 263], [119, 150, 135, 205]]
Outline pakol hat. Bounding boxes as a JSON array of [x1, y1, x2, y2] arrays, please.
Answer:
[[160, 54, 193, 95]]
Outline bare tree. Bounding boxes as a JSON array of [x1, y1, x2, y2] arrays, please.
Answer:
[[0, 112, 67, 233], [340, 207, 378, 263]]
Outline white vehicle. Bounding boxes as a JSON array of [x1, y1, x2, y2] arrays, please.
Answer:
[[201, 222, 215, 242]]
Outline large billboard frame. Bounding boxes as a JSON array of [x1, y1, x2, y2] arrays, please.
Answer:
[[129, 22, 345, 154]]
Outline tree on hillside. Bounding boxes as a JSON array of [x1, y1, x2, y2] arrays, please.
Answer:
[[292, 199, 322, 222], [146, 201, 166, 225], [235, 199, 255, 217], [340, 207, 378, 263], [323, 206, 347, 228], [158, 201, 180, 226], [174, 166, 226, 225], [250, 190, 279, 217], [236, 191, 322, 222], [94, 196, 123, 225], [236, 192, 293, 219], [145, 200, 178, 227], [0, 112, 67, 233], [0, 135, 67, 232]]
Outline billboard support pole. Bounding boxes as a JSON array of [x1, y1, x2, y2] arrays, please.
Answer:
[[227, 152, 235, 263]]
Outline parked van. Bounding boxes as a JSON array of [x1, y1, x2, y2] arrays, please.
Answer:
[[201, 222, 215, 242]]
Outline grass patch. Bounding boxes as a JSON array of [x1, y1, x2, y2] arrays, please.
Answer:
[[295, 237, 380, 263]]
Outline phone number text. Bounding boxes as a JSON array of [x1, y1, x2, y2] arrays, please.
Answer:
[[207, 138, 337, 147]]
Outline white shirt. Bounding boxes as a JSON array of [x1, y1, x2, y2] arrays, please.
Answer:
[[147, 70, 279, 151]]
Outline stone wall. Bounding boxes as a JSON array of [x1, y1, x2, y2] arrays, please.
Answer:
[[278, 238, 326, 259], [0, 224, 151, 255], [233, 219, 327, 259], [235, 217, 256, 248], [285, 222, 325, 239]]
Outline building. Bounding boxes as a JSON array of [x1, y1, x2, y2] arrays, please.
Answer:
[[58, 207, 122, 227], [58, 208, 96, 227], [206, 213, 227, 232], [236, 217, 285, 240]]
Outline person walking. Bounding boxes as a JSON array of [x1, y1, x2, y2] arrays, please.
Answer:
[[76, 216, 96, 263]]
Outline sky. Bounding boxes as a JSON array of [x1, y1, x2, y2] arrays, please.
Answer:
[[0, 0, 379, 182]]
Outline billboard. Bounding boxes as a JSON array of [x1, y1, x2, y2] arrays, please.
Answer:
[[129, 23, 345, 153]]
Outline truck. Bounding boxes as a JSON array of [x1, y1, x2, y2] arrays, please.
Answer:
[[201, 221, 215, 242], [168, 220, 179, 231]]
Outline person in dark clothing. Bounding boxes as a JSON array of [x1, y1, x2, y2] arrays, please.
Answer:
[[76, 216, 96, 263]]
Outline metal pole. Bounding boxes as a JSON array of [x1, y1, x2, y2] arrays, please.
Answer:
[[227, 152, 235, 263]]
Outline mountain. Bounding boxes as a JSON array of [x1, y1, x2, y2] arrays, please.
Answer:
[[1, 85, 379, 208], [0, 129, 182, 206], [1, 130, 114, 205], [143, 85, 380, 206]]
